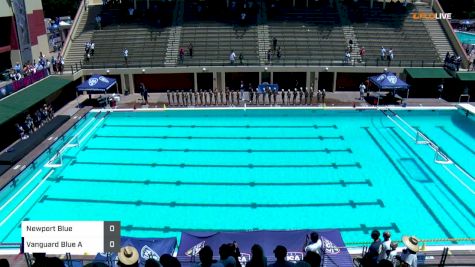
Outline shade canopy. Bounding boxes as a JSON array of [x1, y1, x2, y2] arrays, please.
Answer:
[[77, 75, 117, 92], [456, 72, 475, 81], [369, 72, 409, 91], [405, 68, 451, 79]]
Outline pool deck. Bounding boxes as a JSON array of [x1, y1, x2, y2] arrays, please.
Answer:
[[106, 92, 461, 109], [0, 94, 474, 266]]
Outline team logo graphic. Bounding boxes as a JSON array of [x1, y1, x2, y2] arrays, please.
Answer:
[[321, 237, 340, 254], [88, 78, 98, 86], [185, 241, 206, 256], [387, 75, 397, 84], [286, 252, 304, 261], [376, 74, 386, 82], [141, 245, 160, 261], [238, 253, 251, 265], [99, 76, 110, 83]]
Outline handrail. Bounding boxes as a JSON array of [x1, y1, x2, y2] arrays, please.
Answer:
[[431, 0, 470, 68], [61, 0, 86, 59]]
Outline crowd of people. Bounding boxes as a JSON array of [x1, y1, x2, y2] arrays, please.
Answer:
[[84, 41, 96, 63], [444, 52, 462, 71], [0, 230, 422, 267], [355, 231, 420, 267], [14, 104, 54, 140], [3, 52, 64, 81], [165, 87, 326, 107]]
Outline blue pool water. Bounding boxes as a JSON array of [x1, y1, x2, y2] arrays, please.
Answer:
[[456, 31, 475, 45], [0, 109, 474, 247]]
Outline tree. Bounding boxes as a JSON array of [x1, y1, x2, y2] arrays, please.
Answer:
[[42, 0, 80, 19]]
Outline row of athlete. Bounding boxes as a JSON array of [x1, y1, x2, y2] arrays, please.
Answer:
[[165, 88, 327, 106]]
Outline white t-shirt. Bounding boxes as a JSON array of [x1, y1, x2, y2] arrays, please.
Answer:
[[400, 251, 417, 267], [304, 239, 322, 256], [377, 240, 392, 263], [230, 52, 236, 61]]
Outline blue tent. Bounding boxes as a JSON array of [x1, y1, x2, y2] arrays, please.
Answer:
[[369, 72, 409, 91], [76, 74, 117, 92]]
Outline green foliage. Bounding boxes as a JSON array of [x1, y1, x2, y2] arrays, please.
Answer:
[[439, 0, 475, 19], [42, 0, 80, 19]]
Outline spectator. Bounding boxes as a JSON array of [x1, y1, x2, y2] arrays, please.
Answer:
[[145, 259, 160, 267], [268, 245, 294, 267], [240, 80, 245, 100], [360, 230, 382, 267], [95, 15, 102, 30], [359, 83, 366, 100], [381, 46, 386, 61], [160, 254, 181, 267], [219, 244, 237, 267], [377, 232, 395, 264], [303, 252, 320, 267], [322, 89, 326, 104], [246, 244, 266, 267], [199, 246, 224, 267], [276, 47, 281, 59], [124, 48, 129, 65], [267, 49, 272, 63], [188, 43, 193, 58], [118, 246, 139, 267], [0, 258, 9, 267], [272, 37, 278, 52], [397, 236, 419, 267], [179, 48, 185, 64], [387, 48, 394, 62], [304, 232, 322, 256], [230, 50, 237, 64], [239, 53, 244, 64], [359, 46, 366, 62]]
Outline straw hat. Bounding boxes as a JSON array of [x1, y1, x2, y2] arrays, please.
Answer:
[[118, 246, 139, 265], [402, 236, 420, 252]]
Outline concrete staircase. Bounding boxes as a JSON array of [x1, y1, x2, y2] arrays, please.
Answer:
[[257, 25, 270, 65], [416, 5, 454, 61], [164, 26, 182, 66], [335, 0, 361, 63], [63, 5, 102, 70]]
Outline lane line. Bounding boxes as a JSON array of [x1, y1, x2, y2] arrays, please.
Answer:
[[0, 170, 43, 211], [0, 170, 54, 226]]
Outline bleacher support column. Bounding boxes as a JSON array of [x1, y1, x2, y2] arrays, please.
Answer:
[[147, 0, 150, 9], [220, 72, 225, 91], [370, 0, 373, 9], [314, 72, 319, 91], [270, 72, 274, 84], [120, 74, 127, 94], [213, 72, 218, 91], [128, 74, 135, 94], [332, 72, 337, 92], [306, 71, 311, 89], [194, 72, 198, 91], [258, 72, 262, 85], [383, 0, 386, 9]]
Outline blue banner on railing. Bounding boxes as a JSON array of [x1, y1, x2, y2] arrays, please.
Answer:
[[0, 69, 49, 101], [94, 236, 177, 267]]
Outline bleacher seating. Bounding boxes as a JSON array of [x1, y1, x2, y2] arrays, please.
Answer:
[[267, 5, 347, 65], [84, 25, 170, 68], [180, 23, 259, 66], [346, 1, 442, 66]]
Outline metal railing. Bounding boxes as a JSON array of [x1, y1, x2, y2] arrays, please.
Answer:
[[73, 58, 443, 69], [61, 0, 86, 59]]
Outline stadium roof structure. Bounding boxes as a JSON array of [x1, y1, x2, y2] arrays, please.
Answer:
[[405, 68, 452, 79], [456, 72, 475, 81], [0, 76, 70, 126]]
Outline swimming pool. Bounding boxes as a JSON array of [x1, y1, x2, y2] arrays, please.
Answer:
[[456, 31, 475, 45], [0, 108, 474, 248]]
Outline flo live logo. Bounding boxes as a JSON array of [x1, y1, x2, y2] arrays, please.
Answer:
[[412, 12, 452, 20]]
